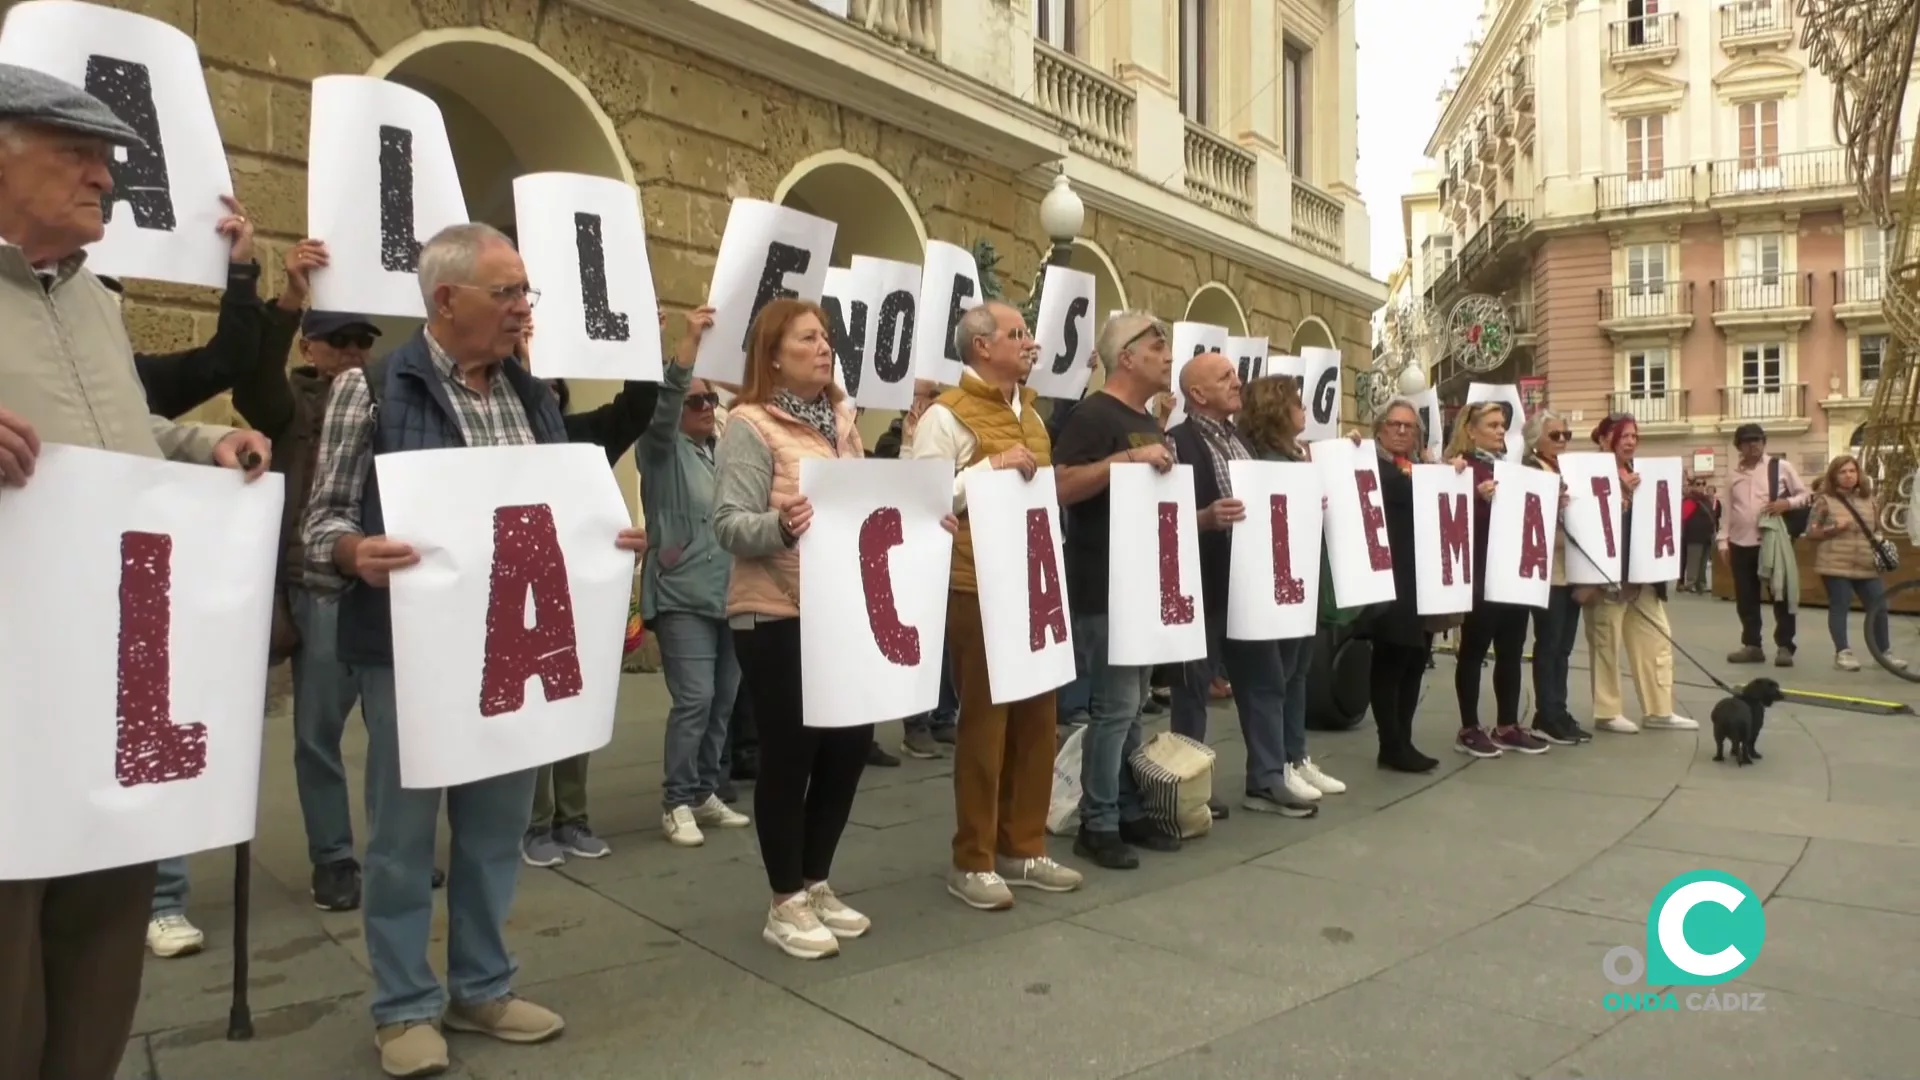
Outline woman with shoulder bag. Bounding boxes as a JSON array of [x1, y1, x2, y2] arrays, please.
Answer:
[[1807, 455, 1905, 671]]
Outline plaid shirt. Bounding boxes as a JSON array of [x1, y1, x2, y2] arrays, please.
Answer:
[[1187, 412, 1250, 497], [301, 332, 536, 592]]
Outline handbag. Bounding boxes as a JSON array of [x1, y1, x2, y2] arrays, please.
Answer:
[[1835, 494, 1900, 574]]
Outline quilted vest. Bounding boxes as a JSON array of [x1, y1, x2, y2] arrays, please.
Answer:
[[724, 399, 863, 619], [938, 378, 1052, 595]]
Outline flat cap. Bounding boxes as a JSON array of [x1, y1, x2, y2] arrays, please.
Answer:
[[0, 63, 144, 148]]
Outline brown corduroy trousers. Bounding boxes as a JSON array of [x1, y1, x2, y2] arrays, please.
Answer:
[[946, 590, 1059, 872]]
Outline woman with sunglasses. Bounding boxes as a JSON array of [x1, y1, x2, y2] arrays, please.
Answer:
[[1520, 411, 1591, 746]]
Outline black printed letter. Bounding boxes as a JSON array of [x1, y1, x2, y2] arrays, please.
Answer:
[[823, 294, 868, 396], [574, 212, 630, 341], [743, 242, 811, 349], [85, 56, 173, 231], [941, 274, 976, 363], [378, 125, 422, 273], [1050, 296, 1088, 374], [1312, 366, 1338, 424], [873, 290, 916, 383]]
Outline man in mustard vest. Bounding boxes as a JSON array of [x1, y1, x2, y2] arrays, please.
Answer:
[[911, 301, 1085, 910]]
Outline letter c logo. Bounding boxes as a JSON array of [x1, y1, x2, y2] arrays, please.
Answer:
[[1645, 871, 1766, 986]]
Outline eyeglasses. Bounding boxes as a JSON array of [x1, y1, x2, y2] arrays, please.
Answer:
[[684, 393, 719, 411], [1379, 420, 1415, 432], [322, 331, 377, 350], [1547, 430, 1572, 442], [451, 283, 541, 307]]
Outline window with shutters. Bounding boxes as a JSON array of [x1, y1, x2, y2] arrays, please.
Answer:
[[1741, 342, 1784, 389], [1284, 42, 1309, 176], [1626, 244, 1667, 293], [1737, 233, 1783, 285], [1626, 115, 1664, 180], [1035, 0, 1077, 51], [1860, 333, 1886, 394], [1738, 100, 1779, 169]]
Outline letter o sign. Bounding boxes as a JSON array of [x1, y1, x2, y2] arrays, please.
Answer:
[[1602, 945, 1644, 987]]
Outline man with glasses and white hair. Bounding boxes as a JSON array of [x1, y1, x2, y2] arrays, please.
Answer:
[[302, 222, 651, 1077]]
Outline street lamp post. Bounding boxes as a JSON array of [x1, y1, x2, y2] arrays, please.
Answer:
[[1021, 172, 1086, 328]]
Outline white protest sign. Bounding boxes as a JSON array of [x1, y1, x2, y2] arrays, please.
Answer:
[[695, 198, 837, 384], [1303, 347, 1345, 442], [1028, 264, 1097, 401], [1310, 436, 1397, 608], [1465, 382, 1527, 461], [850, 255, 920, 411], [914, 240, 983, 385], [512, 173, 661, 382], [1411, 463, 1475, 615], [307, 76, 467, 318], [1409, 387, 1444, 459], [799, 458, 955, 726], [376, 444, 633, 789], [1107, 463, 1208, 665], [961, 467, 1077, 703], [1559, 452, 1622, 585], [1628, 456, 1685, 583], [1224, 460, 1323, 641], [821, 265, 875, 401], [0, 1, 234, 288], [1227, 336, 1269, 386], [1268, 354, 1304, 398], [0, 445, 282, 879], [1167, 322, 1229, 427], [1483, 460, 1559, 608]]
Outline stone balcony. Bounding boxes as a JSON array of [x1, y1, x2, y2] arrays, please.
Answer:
[[1031, 41, 1135, 170]]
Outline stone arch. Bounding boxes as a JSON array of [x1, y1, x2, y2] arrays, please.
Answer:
[[1067, 237, 1128, 323], [1291, 315, 1337, 352], [774, 150, 928, 266], [1185, 281, 1248, 334]]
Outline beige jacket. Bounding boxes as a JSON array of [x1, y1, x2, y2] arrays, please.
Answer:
[[1812, 490, 1883, 580], [0, 247, 232, 462]]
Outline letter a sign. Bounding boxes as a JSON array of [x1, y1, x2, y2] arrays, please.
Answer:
[[376, 445, 635, 789], [798, 459, 957, 725], [961, 468, 1078, 703], [0, 446, 284, 880]]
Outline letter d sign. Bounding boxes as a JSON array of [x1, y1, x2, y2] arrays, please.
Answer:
[[1645, 870, 1766, 986]]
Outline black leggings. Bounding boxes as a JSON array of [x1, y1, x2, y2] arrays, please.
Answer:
[[1457, 604, 1530, 729], [734, 618, 873, 895], [1370, 638, 1431, 755]]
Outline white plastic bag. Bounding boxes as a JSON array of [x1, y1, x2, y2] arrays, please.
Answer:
[[1047, 725, 1086, 835]]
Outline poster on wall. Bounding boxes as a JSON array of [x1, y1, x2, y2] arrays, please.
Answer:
[[511, 172, 662, 382], [694, 198, 837, 385]]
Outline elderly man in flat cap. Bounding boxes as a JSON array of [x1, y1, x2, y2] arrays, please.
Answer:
[[0, 64, 273, 1080]]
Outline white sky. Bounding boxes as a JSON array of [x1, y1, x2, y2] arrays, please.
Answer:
[[1355, 0, 1486, 278]]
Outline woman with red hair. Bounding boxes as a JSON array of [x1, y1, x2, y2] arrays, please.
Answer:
[[1582, 414, 1698, 735]]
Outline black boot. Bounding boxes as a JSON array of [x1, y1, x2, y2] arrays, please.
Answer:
[[1072, 828, 1139, 870]]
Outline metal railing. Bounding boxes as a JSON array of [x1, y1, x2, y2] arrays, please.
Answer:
[[1835, 265, 1887, 305], [1707, 145, 1848, 196], [1032, 42, 1135, 169], [1713, 272, 1810, 311], [1597, 168, 1692, 211], [1182, 120, 1255, 220], [1599, 281, 1693, 320], [849, 0, 936, 54], [1291, 179, 1344, 259], [1719, 382, 1808, 421], [1610, 388, 1689, 425], [1609, 12, 1679, 57], [1720, 0, 1790, 39]]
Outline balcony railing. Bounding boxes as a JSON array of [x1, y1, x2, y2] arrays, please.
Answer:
[[1183, 121, 1255, 221], [1707, 146, 1848, 196], [1712, 272, 1810, 311], [1599, 281, 1693, 320], [1719, 382, 1808, 421], [1720, 0, 1790, 40], [1032, 42, 1135, 169], [1291, 179, 1344, 259], [1609, 12, 1680, 58], [1597, 168, 1693, 211], [1610, 388, 1690, 425], [1835, 265, 1887, 305], [848, 0, 936, 54]]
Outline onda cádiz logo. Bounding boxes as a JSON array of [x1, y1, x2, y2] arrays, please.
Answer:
[[1600, 870, 1768, 1013]]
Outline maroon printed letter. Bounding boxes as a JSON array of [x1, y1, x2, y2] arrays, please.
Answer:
[[1519, 493, 1549, 580], [1356, 470, 1393, 571], [1269, 495, 1305, 605], [116, 531, 207, 786], [1591, 475, 1618, 556], [1157, 502, 1196, 625], [479, 505, 584, 717], [859, 507, 921, 665], [1026, 507, 1068, 650], [1653, 478, 1676, 558], [1437, 492, 1471, 586]]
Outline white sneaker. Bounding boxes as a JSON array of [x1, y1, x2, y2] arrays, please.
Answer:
[[1281, 764, 1323, 802], [661, 805, 705, 847], [1641, 714, 1699, 730], [693, 793, 750, 828], [1836, 649, 1861, 671], [1597, 716, 1640, 734], [805, 881, 871, 938], [1296, 757, 1346, 794], [763, 894, 838, 959], [147, 913, 204, 958]]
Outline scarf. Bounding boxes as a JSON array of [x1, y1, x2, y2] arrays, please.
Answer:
[[773, 388, 837, 446]]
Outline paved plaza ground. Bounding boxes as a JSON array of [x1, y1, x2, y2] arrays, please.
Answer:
[[119, 593, 1920, 1079]]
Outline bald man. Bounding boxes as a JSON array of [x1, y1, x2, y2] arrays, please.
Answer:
[[1164, 354, 1323, 819]]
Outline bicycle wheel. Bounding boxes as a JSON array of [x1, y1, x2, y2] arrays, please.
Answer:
[[1864, 577, 1920, 682]]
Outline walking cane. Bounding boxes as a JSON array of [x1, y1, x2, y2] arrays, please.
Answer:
[[227, 840, 254, 1040]]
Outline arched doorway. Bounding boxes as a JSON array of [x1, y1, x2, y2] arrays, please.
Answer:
[[366, 30, 640, 510], [1185, 282, 1248, 336], [774, 151, 927, 444], [1291, 316, 1336, 352], [1070, 238, 1127, 395]]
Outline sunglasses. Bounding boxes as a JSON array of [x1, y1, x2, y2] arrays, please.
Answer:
[[321, 331, 377, 350], [684, 393, 719, 411], [1546, 430, 1572, 442]]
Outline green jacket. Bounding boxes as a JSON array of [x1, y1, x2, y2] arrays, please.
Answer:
[[638, 363, 730, 621]]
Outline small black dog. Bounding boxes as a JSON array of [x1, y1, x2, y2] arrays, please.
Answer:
[[1711, 678, 1785, 766]]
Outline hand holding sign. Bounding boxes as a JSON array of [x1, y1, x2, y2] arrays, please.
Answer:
[[992, 445, 1039, 481], [0, 405, 41, 486], [674, 306, 715, 370], [280, 238, 329, 309]]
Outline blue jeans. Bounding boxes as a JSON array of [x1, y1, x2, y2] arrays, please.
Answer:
[[1073, 613, 1149, 833], [1169, 623, 1219, 744], [655, 611, 741, 811], [904, 653, 959, 737], [1057, 632, 1093, 720], [291, 589, 359, 867], [355, 665, 535, 1025], [1531, 585, 1582, 725], [1823, 576, 1891, 653], [153, 856, 189, 917], [1275, 636, 1310, 765]]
